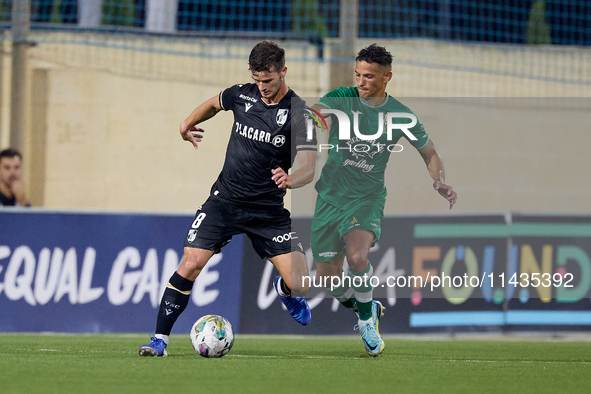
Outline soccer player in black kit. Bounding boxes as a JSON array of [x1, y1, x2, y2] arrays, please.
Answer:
[[140, 41, 317, 356]]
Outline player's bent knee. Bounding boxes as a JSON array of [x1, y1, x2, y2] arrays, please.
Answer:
[[178, 260, 203, 278], [345, 251, 369, 272], [178, 248, 212, 280]]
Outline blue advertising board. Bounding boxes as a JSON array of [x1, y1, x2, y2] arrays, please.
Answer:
[[239, 214, 591, 334], [0, 210, 243, 333], [2, 210, 591, 334]]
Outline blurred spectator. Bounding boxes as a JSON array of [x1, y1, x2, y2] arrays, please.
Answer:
[[0, 148, 30, 207]]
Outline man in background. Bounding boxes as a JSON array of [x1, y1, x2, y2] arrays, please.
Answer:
[[0, 148, 30, 207]]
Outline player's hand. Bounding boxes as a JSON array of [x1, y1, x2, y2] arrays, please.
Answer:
[[180, 126, 205, 149], [11, 179, 28, 206], [271, 167, 291, 189], [433, 180, 457, 210]]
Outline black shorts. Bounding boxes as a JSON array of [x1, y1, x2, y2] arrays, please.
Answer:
[[183, 196, 304, 259]]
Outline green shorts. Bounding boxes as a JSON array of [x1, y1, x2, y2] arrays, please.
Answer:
[[311, 196, 385, 263]]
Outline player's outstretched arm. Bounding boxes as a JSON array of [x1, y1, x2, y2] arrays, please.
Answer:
[[180, 94, 223, 149], [418, 139, 457, 209], [272, 150, 317, 189]]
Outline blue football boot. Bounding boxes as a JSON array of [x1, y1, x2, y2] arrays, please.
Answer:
[[273, 276, 311, 325], [357, 321, 385, 357], [354, 300, 385, 356], [139, 336, 168, 357]]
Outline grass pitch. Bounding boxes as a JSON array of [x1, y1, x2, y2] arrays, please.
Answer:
[[1, 334, 590, 394]]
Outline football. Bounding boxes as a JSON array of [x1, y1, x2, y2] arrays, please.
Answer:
[[190, 315, 235, 358]]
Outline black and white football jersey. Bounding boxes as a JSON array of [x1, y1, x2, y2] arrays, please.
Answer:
[[211, 83, 316, 208]]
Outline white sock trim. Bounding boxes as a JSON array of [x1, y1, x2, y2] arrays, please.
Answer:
[[155, 334, 169, 345], [335, 287, 355, 303], [351, 263, 374, 303], [276, 277, 289, 297], [357, 318, 370, 329]]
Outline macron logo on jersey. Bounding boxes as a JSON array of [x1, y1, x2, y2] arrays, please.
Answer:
[[239, 94, 257, 103], [240, 94, 257, 112]]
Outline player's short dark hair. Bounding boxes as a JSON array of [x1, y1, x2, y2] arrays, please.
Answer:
[[248, 41, 286, 73], [356, 44, 393, 68], [0, 148, 22, 161]]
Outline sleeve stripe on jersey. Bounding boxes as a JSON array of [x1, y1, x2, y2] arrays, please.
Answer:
[[296, 145, 317, 151], [219, 90, 226, 110], [415, 135, 430, 150]]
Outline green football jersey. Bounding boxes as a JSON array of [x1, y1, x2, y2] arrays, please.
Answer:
[[315, 87, 430, 209]]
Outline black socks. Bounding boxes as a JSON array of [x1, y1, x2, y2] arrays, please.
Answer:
[[155, 272, 194, 335]]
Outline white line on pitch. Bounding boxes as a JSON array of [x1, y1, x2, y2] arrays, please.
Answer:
[[440, 359, 591, 365], [229, 354, 362, 360]]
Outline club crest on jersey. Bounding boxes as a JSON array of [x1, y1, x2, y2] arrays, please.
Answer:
[[187, 229, 197, 243], [276, 109, 288, 126], [272, 135, 286, 147]]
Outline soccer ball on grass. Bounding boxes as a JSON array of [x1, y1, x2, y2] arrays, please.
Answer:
[[190, 315, 234, 358]]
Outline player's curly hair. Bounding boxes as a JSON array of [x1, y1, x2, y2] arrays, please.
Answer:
[[356, 44, 392, 67], [248, 41, 286, 73]]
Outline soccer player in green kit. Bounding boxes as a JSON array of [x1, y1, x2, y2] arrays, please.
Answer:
[[310, 44, 457, 356]]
